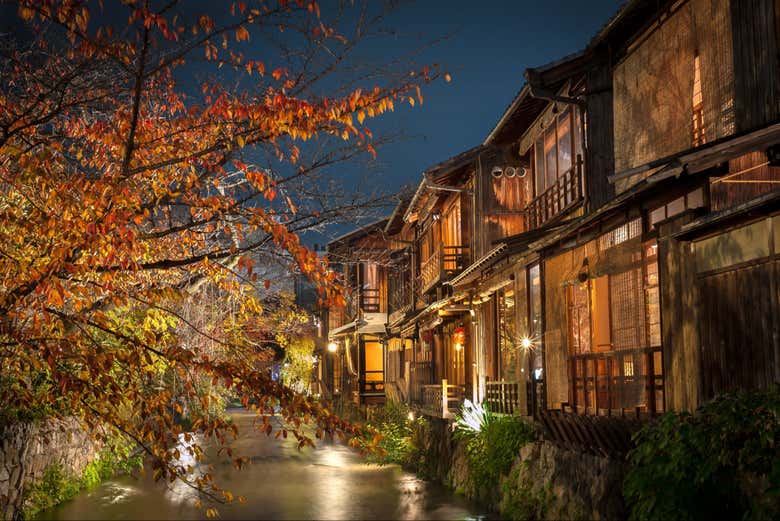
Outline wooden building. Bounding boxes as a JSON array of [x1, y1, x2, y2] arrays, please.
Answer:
[[324, 220, 393, 406], [318, 0, 780, 428]]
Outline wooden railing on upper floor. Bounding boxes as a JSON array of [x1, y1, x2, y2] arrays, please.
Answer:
[[524, 164, 583, 230], [359, 288, 380, 313], [417, 245, 469, 294]]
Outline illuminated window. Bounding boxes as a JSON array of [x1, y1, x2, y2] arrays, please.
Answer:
[[692, 54, 705, 147], [649, 188, 706, 228]]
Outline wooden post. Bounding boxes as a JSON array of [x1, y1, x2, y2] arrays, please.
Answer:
[[442, 378, 448, 417]]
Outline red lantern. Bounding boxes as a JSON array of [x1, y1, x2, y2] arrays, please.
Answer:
[[422, 329, 433, 343], [453, 326, 466, 346]]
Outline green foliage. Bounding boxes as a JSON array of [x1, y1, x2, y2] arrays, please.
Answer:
[[280, 336, 316, 394], [22, 436, 142, 519], [366, 401, 414, 465], [406, 415, 438, 478], [453, 399, 494, 438], [501, 463, 554, 521], [23, 464, 81, 520], [456, 407, 536, 493], [624, 385, 780, 521]]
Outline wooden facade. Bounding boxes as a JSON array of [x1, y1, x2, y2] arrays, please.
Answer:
[[314, 0, 780, 439]]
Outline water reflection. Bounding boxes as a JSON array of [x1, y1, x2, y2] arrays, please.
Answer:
[[38, 410, 490, 520]]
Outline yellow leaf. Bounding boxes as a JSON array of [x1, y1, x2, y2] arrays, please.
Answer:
[[237, 135, 245, 147]]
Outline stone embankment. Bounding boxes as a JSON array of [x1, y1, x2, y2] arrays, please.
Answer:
[[412, 418, 627, 520], [0, 418, 100, 521]]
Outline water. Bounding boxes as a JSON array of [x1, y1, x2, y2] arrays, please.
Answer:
[[38, 409, 490, 520]]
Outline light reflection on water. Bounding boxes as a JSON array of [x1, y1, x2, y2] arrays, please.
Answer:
[[37, 410, 491, 520]]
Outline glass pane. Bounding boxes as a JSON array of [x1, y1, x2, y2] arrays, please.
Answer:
[[694, 219, 770, 272], [545, 126, 558, 189], [567, 282, 591, 355], [573, 106, 584, 168], [364, 340, 383, 376], [687, 188, 704, 209], [667, 196, 685, 217], [557, 108, 572, 175], [649, 206, 667, 227], [535, 139, 545, 195], [528, 264, 543, 376]]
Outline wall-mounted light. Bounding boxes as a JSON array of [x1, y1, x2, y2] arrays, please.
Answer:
[[327, 341, 338, 353], [520, 336, 533, 350]]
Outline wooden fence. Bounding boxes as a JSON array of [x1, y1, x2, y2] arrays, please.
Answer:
[[537, 409, 646, 458]]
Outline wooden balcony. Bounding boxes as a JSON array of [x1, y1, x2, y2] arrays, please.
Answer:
[[484, 380, 522, 415], [569, 346, 664, 416], [388, 269, 413, 321], [359, 288, 380, 313], [419, 380, 465, 418], [417, 245, 469, 295], [524, 164, 583, 230]]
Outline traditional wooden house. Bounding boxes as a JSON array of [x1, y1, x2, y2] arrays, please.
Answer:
[[322, 0, 780, 430], [324, 220, 393, 405], [389, 148, 482, 417], [532, 0, 780, 417]]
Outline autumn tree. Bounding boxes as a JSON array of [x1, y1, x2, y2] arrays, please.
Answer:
[[0, 0, 444, 509]]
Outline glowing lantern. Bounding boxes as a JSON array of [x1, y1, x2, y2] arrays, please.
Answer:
[[453, 326, 466, 346]]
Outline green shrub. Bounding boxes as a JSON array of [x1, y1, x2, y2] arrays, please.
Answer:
[[624, 385, 780, 521], [366, 401, 414, 465], [406, 415, 437, 478], [22, 435, 142, 519], [454, 405, 536, 493], [23, 464, 82, 519]]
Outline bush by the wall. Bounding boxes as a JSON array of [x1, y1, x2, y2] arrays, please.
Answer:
[[624, 385, 780, 521], [454, 404, 536, 495], [366, 401, 414, 466], [22, 436, 142, 519]]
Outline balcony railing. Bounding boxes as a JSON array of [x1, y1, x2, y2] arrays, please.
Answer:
[[484, 380, 522, 415], [359, 288, 380, 313], [388, 269, 413, 320], [569, 346, 664, 416], [420, 380, 465, 418], [417, 245, 469, 295], [524, 164, 583, 230], [409, 361, 434, 405]]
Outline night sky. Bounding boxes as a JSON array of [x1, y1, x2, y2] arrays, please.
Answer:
[[1, 0, 625, 244], [354, 1, 623, 189]]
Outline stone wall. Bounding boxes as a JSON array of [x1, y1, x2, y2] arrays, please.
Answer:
[[410, 418, 627, 520], [499, 441, 627, 520], [0, 417, 100, 521]]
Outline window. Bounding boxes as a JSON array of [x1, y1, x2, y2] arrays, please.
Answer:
[[648, 188, 705, 228], [528, 264, 543, 379], [692, 54, 705, 147], [498, 287, 518, 380], [566, 237, 663, 413], [533, 107, 580, 197]]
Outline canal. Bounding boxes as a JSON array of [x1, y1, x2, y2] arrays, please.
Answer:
[[37, 409, 489, 520]]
